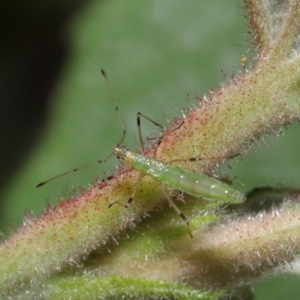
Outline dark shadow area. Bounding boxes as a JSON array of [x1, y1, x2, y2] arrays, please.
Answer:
[[0, 1, 88, 200]]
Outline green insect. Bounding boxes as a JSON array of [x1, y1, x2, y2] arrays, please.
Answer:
[[114, 147, 245, 204], [110, 146, 245, 237], [37, 69, 245, 236]]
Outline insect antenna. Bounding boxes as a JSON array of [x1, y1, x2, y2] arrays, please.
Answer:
[[100, 69, 126, 147], [36, 69, 127, 188]]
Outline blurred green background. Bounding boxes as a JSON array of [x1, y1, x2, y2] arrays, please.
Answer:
[[1, 0, 300, 298]]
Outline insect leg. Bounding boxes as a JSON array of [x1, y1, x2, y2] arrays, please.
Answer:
[[109, 112, 162, 208], [112, 112, 162, 208], [125, 173, 144, 207], [136, 112, 163, 153], [160, 187, 193, 238], [137, 112, 184, 156], [125, 111, 177, 208], [137, 113, 193, 236], [108, 172, 144, 208]]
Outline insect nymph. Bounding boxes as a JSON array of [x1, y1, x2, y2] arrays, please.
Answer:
[[37, 69, 245, 236], [114, 147, 245, 204]]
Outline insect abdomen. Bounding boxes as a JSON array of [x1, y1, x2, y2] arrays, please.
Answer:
[[161, 166, 245, 203]]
